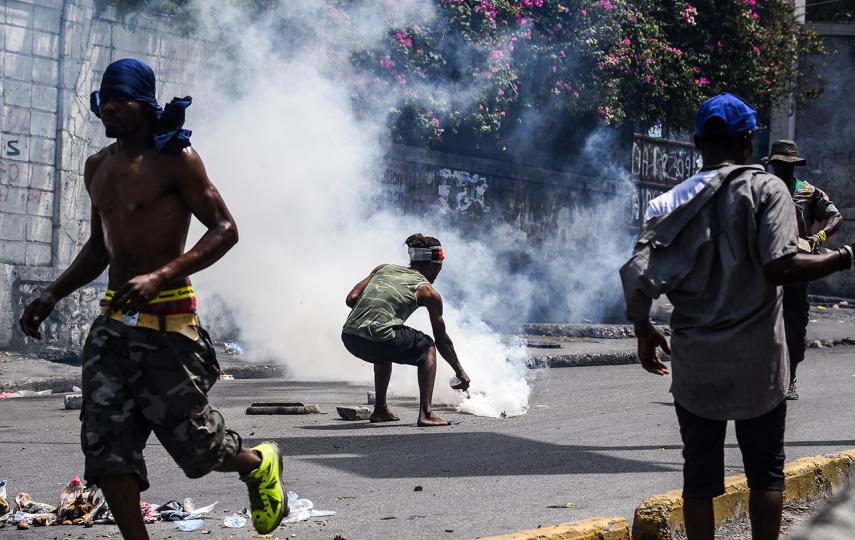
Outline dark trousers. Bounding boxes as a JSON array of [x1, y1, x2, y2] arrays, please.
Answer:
[[782, 283, 810, 381], [676, 401, 787, 498]]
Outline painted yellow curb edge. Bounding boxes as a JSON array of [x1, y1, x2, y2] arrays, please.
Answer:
[[477, 516, 631, 540], [477, 450, 855, 540], [631, 449, 855, 540]]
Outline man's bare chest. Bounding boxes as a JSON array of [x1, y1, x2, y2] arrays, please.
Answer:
[[90, 157, 174, 216]]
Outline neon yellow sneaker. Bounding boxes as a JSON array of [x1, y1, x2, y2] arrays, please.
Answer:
[[241, 442, 289, 534]]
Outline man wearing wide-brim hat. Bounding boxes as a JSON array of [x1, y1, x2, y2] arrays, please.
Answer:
[[764, 139, 843, 401]]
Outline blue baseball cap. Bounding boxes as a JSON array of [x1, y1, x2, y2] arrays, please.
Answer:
[[695, 93, 758, 138]]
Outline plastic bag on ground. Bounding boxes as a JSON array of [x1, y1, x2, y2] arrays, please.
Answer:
[[15, 492, 56, 515], [140, 501, 157, 523], [223, 341, 244, 355], [156, 499, 217, 521], [187, 500, 217, 519], [176, 518, 205, 531], [14, 511, 57, 523], [223, 513, 247, 528], [281, 491, 336, 524], [156, 500, 189, 521]]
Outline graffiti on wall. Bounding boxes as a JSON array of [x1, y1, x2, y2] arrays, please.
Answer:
[[631, 135, 700, 187], [630, 135, 701, 224], [0, 159, 22, 185], [435, 168, 491, 218], [381, 157, 634, 243]]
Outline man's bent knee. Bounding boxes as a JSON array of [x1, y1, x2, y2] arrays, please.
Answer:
[[159, 407, 242, 479]]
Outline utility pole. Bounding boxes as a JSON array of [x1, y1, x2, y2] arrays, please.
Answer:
[[768, 0, 806, 145]]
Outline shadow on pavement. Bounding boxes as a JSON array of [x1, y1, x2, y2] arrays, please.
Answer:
[[250, 431, 680, 478], [242, 433, 855, 479]]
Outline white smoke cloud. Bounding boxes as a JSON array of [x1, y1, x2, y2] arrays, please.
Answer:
[[185, 0, 532, 418], [168, 0, 639, 419]]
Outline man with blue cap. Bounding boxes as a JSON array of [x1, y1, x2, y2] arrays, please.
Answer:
[[622, 93, 855, 540], [19, 59, 289, 538]]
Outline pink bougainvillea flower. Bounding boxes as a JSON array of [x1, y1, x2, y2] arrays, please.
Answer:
[[600, 0, 614, 10]]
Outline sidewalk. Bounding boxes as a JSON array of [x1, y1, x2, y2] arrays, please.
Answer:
[[3, 303, 854, 392], [524, 302, 855, 368], [0, 343, 285, 393]]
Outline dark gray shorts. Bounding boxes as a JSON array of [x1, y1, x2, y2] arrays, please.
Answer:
[[341, 327, 434, 366]]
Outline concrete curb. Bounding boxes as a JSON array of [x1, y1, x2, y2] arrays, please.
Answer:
[[523, 324, 670, 340], [1, 363, 286, 393], [631, 449, 855, 540], [478, 516, 630, 540], [528, 352, 640, 369], [528, 339, 855, 370]]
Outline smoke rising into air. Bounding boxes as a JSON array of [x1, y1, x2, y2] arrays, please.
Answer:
[[177, 1, 633, 417]]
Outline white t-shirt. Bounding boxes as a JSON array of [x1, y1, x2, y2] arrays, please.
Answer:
[[644, 170, 718, 222]]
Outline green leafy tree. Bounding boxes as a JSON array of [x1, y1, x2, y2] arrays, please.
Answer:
[[100, 0, 824, 150]]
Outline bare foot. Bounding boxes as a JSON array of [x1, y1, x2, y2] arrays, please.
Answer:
[[370, 406, 400, 423], [417, 413, 450, 427]]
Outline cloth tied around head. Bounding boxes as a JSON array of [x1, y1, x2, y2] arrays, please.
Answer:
[[409, 246, 444, 264], [90, 58, 192, 154]]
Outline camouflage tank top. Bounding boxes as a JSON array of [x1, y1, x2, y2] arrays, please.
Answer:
[[342, 265, 429, 342]]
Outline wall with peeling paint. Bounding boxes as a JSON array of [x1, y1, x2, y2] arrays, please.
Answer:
[[0, 0, 207, 348]]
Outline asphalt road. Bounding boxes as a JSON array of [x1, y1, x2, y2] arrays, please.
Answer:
[[1, 347, 854, 539]]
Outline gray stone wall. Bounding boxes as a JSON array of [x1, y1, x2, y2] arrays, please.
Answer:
[[0, 0, 207, 348], [796, 28, 855, 297]]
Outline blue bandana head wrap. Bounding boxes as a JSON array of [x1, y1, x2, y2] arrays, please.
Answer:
[[90, 58, 192, 154]]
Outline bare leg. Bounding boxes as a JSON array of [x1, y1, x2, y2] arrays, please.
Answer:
[[99, 475, 148, 540], [371, 361, 400, 422], [417, 346, 449, 427], [748, 489, 783, 540], [683, 497, 715, 540], [215, 448, 262, 475]]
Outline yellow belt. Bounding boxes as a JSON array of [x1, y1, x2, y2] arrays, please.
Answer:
[[103, 286, 195, 304], [100, 308, 200, 341]]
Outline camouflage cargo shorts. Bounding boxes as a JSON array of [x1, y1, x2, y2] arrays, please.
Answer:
[[80, 316, 241, 491]]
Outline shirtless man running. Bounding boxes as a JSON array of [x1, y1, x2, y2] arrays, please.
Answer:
[[342, 233, 470, 426], [19, 59, 287, 539]]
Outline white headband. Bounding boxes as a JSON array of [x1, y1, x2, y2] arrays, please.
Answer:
[[409, 246, 444, 264]]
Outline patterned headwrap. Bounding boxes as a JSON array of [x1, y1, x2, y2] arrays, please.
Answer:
[[90, 58, 192, 154]]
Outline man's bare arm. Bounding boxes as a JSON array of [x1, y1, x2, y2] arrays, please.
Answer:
[[346, 265, 387, 308], [20, 155, 109, 338], [820, 213, 843, 239], [111, 148, 238, 311], [418, 284, 469, 388], [633, 319, 671, 376], [765, 250, 851, 286]]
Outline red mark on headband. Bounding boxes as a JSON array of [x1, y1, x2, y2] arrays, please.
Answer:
[[436, 247, 445, 261]]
